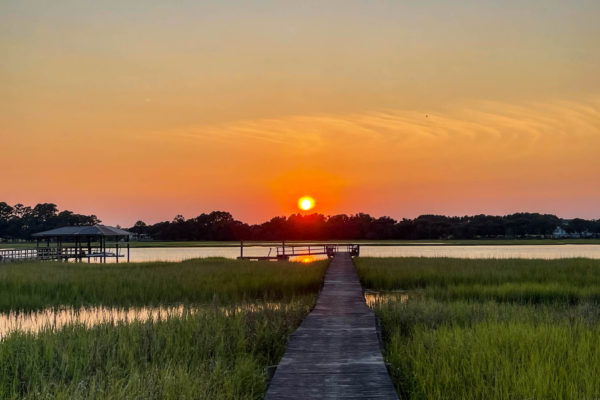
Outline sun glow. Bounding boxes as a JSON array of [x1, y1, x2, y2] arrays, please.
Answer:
[[298, 196, 315, 211]]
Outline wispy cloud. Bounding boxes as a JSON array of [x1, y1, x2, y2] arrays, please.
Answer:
[[168, 96, 600, 163]]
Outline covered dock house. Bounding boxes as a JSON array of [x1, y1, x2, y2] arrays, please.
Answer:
[[31, 225, 131, 263]]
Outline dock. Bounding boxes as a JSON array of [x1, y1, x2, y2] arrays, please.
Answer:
[[0, 225, 130, 263], [265, 253, 398, 399], [0, 248, 125, 263], [238, 242, 360, 261]]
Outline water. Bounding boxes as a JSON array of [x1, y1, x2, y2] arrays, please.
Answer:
[[360, 244, 600, 259], [0, 305, 193, 338], [129, 246, 272, 262], [117, 245, 600, 262], [86, 246, 329, 263], [363, 290, 409, 308], [4, 245, 600, 336], [0, 302, 283, 339]]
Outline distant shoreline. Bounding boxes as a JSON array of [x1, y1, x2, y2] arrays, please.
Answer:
[[2, 238, 600, 249]]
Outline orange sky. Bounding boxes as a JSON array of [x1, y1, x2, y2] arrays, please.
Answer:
[[1, 1, 599, 225]]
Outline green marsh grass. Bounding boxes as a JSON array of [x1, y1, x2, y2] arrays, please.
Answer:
[[357, 257, 600, 303], [0, 258, 328, 399], [356, 257, 600, 399], [0, 304, 310, 399], [0, 258, 327, 312]]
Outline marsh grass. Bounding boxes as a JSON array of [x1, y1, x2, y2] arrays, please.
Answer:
[[0, 304, 312, 399], [0, 258, 328, 399], [0, 258, 327, 312], [357, 257, 600, 304], [356, 257, 600, 399], [387, 319, 600, 399]]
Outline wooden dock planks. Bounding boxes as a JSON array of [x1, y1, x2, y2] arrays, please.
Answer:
[[265, 253, 398, 400]]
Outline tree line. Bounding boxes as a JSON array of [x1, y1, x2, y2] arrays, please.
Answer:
[[129, 211, 600, 241], [1, 202, 599, 241], [0, 202, 99, 240]]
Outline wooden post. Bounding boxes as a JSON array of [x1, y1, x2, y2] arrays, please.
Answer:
[[116, 240, 119, 264], [127, 236, 130, 263], [240, 240, 244, 258]]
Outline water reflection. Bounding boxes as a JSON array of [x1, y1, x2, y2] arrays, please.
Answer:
[[64, 244, 600, 263], [363, 290, 409, 308], [294, 255, 326, 263], [360, 244, 600, 259], [0, 303, 283, 339]]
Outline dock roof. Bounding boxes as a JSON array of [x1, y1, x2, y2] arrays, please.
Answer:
[[32, 225, 131, 237]]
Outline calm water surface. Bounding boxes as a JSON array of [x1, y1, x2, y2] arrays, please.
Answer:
[[363, 290, 409, 308], [0, 302, 284, 338], [119, 245, 600, 262], [0, 305, 193, 338], [360, 244, 600, 259]]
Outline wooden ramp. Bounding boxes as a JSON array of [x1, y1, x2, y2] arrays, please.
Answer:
[[265, 253, 398, 400]]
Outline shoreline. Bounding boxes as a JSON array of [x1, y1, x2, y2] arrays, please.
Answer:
[[2, 238, 600, 250]]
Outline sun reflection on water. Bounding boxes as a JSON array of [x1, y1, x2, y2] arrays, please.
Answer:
[[289, 255, 327, 264]]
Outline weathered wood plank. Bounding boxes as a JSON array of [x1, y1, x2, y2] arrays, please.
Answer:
[[265, 253, 398, 400]]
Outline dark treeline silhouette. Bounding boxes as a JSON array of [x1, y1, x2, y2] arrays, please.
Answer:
[[128, 211, 600, 241], [0, 202, 99, 240], [2, 202, 599, 241]]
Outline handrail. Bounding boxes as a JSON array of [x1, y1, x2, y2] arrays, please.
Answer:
[[0, 246, 131, 262], [274, 243, 359, 257]]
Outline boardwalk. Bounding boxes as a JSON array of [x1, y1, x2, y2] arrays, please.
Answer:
[[265, 253, 398, 400]]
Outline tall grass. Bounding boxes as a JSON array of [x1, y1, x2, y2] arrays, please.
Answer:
[[356, 257, 600, 399], [0, 258, 327, 312], [357, 257, 600, 304], [387, 320, 600, 399], [357, 257, 600, 289], [0, 304, 311, 399], [0, 258, 328, 399]]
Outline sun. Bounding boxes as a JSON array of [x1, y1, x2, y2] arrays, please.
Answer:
[[298, 196, 315, 211]]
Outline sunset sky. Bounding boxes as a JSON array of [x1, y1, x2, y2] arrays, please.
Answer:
[[2, 1, 599, 226]]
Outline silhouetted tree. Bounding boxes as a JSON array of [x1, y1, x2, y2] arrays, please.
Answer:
[[3, 200, 599, 242], [0, 202, 100, 240]]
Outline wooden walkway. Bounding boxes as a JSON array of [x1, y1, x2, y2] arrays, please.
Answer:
[[265, 253, 398, 400]]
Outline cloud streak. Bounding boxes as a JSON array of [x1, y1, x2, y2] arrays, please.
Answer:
[[3, 97, 599, 223], [173, 96, 600, 165]]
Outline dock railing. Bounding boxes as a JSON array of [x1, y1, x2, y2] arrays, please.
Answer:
[[0, 248, 39, 262], [238, 241, 360, 261], [0, 247, 124, 263]]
